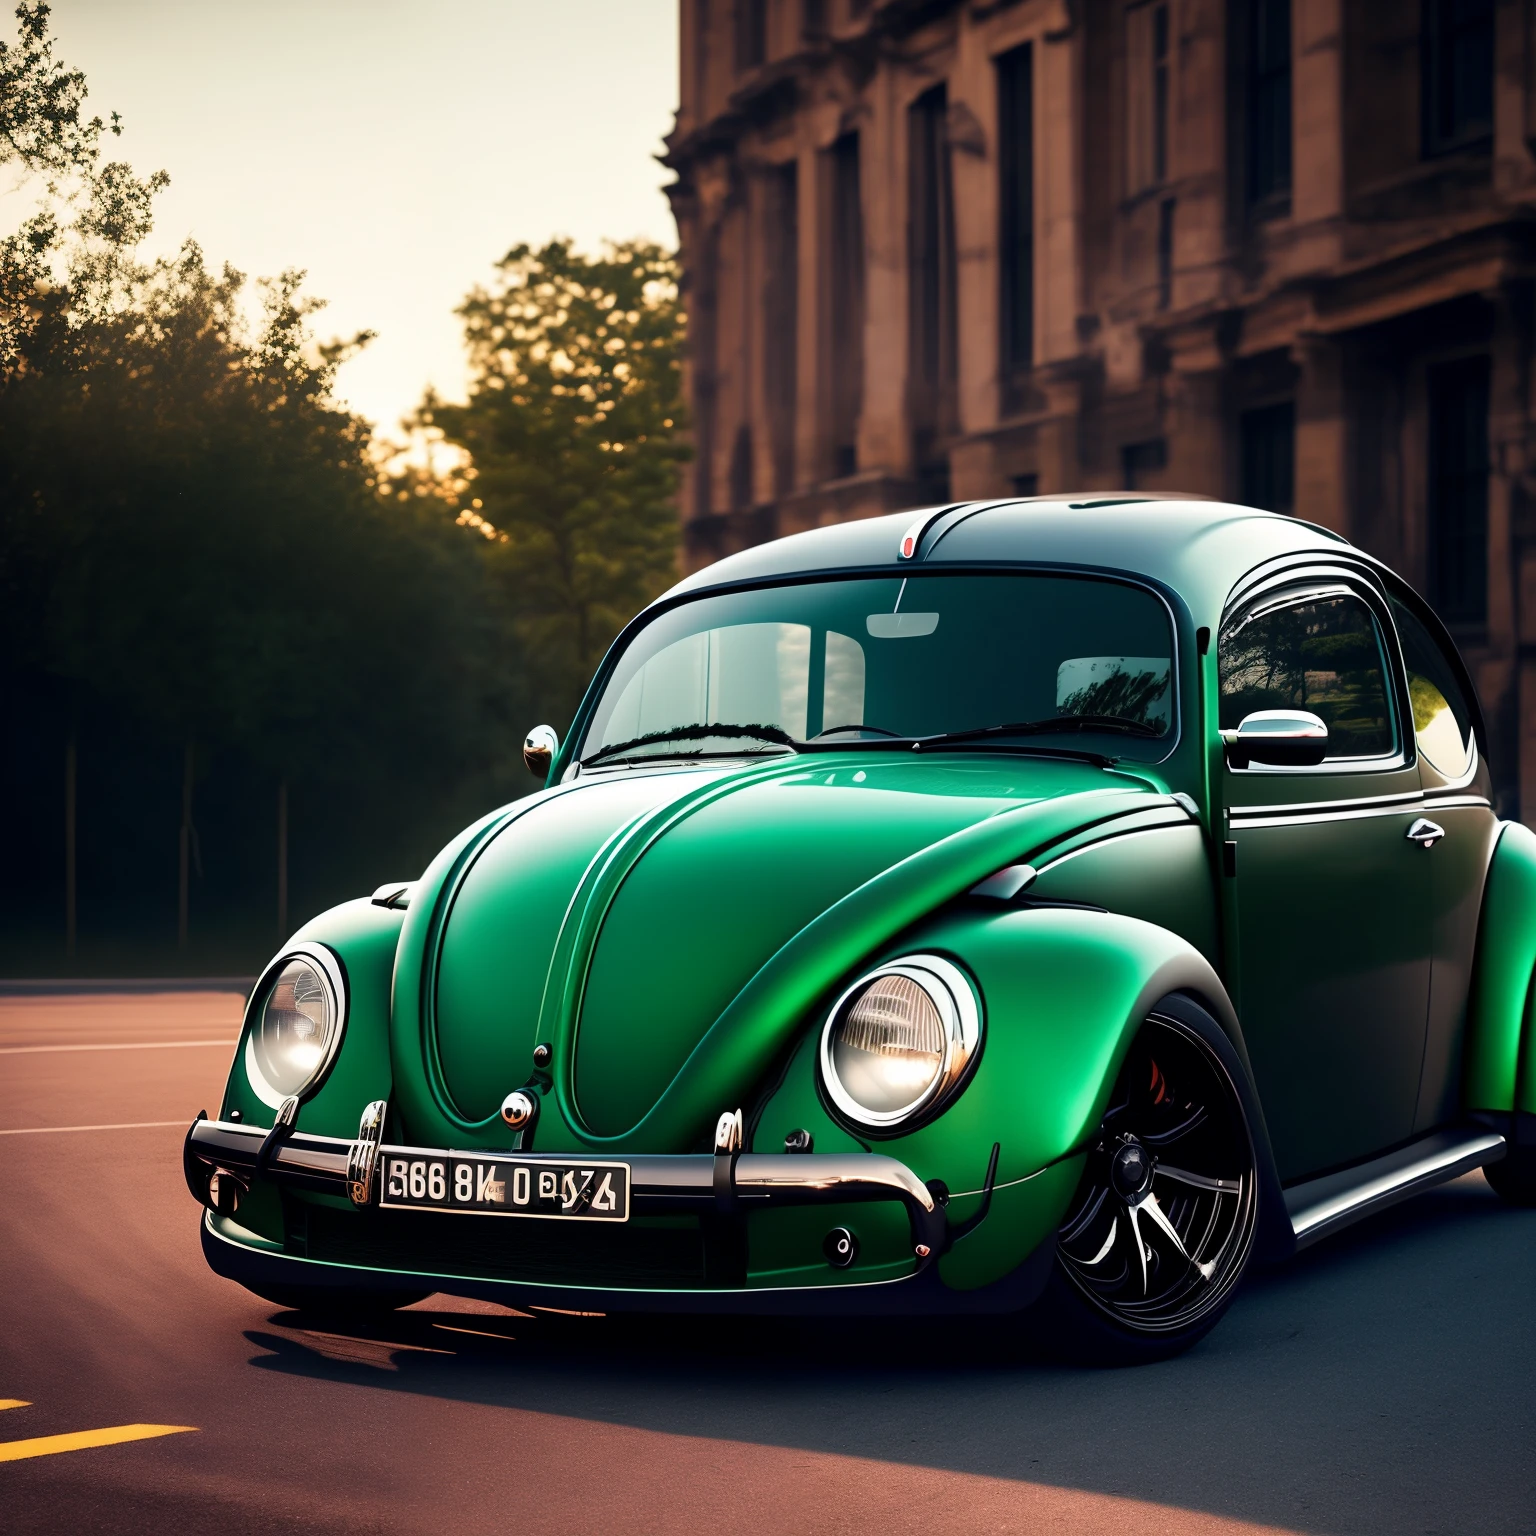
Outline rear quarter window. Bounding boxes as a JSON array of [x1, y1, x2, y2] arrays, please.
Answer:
[[1390, 599, 1474, 778]]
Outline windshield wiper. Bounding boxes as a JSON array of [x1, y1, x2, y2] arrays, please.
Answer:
[[916, 714, 1165, 749], [581, 722, 799, 769]]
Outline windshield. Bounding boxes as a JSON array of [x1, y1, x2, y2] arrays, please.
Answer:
[[578, 573, 1177, 766]]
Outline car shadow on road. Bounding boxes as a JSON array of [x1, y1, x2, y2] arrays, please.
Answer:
[[242, 1175, 1536, 1535]]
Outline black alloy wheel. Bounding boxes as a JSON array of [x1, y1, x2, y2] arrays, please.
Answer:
[[1485, 1145, 1536, 1206], [1037, 998, 1259, 1363]]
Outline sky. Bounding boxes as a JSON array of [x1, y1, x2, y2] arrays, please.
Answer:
[[40, 1, 680, 438]]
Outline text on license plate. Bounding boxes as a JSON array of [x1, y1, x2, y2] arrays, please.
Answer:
[[379, 1152, 629, 1221]]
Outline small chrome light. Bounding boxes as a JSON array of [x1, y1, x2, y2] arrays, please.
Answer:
[[819, 954, 981, 1132], [500, 1090, 537, 1130]]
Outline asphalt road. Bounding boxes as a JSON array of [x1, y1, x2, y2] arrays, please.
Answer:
[[1, 992, 1533, 1536]]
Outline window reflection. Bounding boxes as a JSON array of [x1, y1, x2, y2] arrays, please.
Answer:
[[1390, 598, 1474, 777], [1220, 592, 1394, 758]]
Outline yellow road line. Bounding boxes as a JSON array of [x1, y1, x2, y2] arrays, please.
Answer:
[[0, 1424, 196, 1463], [0, 1401, 29, 1411], [0, 1121, 186, 1137]]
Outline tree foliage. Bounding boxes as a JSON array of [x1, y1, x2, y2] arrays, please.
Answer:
[[0, 7, 686, 968], [417, 239, 687, 718], [0, 4, 532, 965], [0, 247, 506, 789]]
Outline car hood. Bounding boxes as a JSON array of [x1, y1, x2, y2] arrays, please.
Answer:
[[405, 754, 1168, 1147]]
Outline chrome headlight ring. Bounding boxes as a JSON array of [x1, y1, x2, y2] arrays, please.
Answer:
[[818, 953, 982, 1134], [243, 940, 348, 1110]]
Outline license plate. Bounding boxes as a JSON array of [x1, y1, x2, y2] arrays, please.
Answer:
[[378, 1150, 629, 1222]]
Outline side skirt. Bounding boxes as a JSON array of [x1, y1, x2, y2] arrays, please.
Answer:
[[1285, 1126, 1506, 1250]]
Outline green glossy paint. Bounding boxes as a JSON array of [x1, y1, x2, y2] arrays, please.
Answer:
[[1465, 820, 1536, 1115], [1227, 764, 1432, 1182], [211, 500, 1535, 1306], [435, 772, 694, 1121], [577, 761, 1069, 1134]]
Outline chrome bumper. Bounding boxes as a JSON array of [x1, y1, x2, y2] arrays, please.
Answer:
[[183, 1115, 950, 1262]]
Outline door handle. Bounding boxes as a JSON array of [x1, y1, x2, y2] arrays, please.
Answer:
[[1406, 817, 1445, 848]]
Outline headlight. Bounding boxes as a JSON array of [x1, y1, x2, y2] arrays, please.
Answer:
[[244, 944, 345, 1105], [819, 954, 980, 1132]]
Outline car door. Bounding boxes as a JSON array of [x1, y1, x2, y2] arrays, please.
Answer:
[[1220, 577, 1431, 1183], [1386, 591, 1500, 1134]]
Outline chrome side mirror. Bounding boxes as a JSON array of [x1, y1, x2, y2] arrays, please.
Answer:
[[1226, 710, 1328, 769], [522, 724, 559, 778]]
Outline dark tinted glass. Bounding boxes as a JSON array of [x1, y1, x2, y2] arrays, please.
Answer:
[[1427, 355, 1489, 625], [1219, 592, 1395, 758], [1240, 401, 1295, 515], [583, 574, 1176, 764], [996, 42, 1034, 384], [1424, 0, 1493, 154], [1247, 0, 1293, 205], [1390, 598, 1474, 777]]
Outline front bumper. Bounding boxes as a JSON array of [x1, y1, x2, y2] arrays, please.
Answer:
[[185, 1116, 1054, 1317]]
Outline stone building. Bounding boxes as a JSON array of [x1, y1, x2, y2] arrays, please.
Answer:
[[664, 0, 1536, 817]]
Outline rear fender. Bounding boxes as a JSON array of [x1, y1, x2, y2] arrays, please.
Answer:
[[1466, 820, 1536, 1117]]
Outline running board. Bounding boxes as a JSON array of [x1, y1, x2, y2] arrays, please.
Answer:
[[1286, 1127, 1506, 1250]]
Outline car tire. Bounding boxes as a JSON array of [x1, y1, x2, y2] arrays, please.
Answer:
[[1026, 994, 1262, 1366], [1484, 1146, 1536, 1206], [243, 1282, 432, 1317]]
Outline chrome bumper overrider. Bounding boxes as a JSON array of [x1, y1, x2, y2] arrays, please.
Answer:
[[183, 1114, 950, 1265]]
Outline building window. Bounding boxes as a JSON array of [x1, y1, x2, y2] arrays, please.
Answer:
[[1427, 356, 1490, 627], [1246, 0, 1292, 210], [1127, 2, 1171, 194], [729, 422, 754, 511], [1153, 4, 1170, 183], [802, 0, 828, 39], [823, 133, 864, 479], [1240, 401, 1295, 515], [1157, 197, 1175, 308], [736, 0, 766, 71], [997, 42, 1035, 409], [908, 84, 958, 493], [1122, 439, 1168, 488], [692, 223, 721, 521], [1423, 0, 1494, 157], [763, 161, 798, 498], [1011, 472, 1040, 497]]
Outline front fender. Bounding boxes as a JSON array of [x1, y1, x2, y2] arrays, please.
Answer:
[[1466, 820, 1536, 1117], [753, 905, 1286, 1290]]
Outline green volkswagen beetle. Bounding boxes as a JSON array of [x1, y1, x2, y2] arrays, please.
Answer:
[[186, 497, 1536, 1362]]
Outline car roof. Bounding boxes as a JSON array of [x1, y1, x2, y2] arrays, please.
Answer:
[[663, 496, 1365, 624]]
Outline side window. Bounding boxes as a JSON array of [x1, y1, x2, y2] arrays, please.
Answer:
[[1390, 598, 1475, 778], [1219, 591, 1396, 760]]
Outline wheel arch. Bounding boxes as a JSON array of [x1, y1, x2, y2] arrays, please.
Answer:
[[892, 905, 1293, 1264]]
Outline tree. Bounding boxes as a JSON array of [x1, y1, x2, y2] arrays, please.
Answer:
[[0, 4, 522, 964], [0, 3, 167, 371], [417, 239, 687, 723]]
